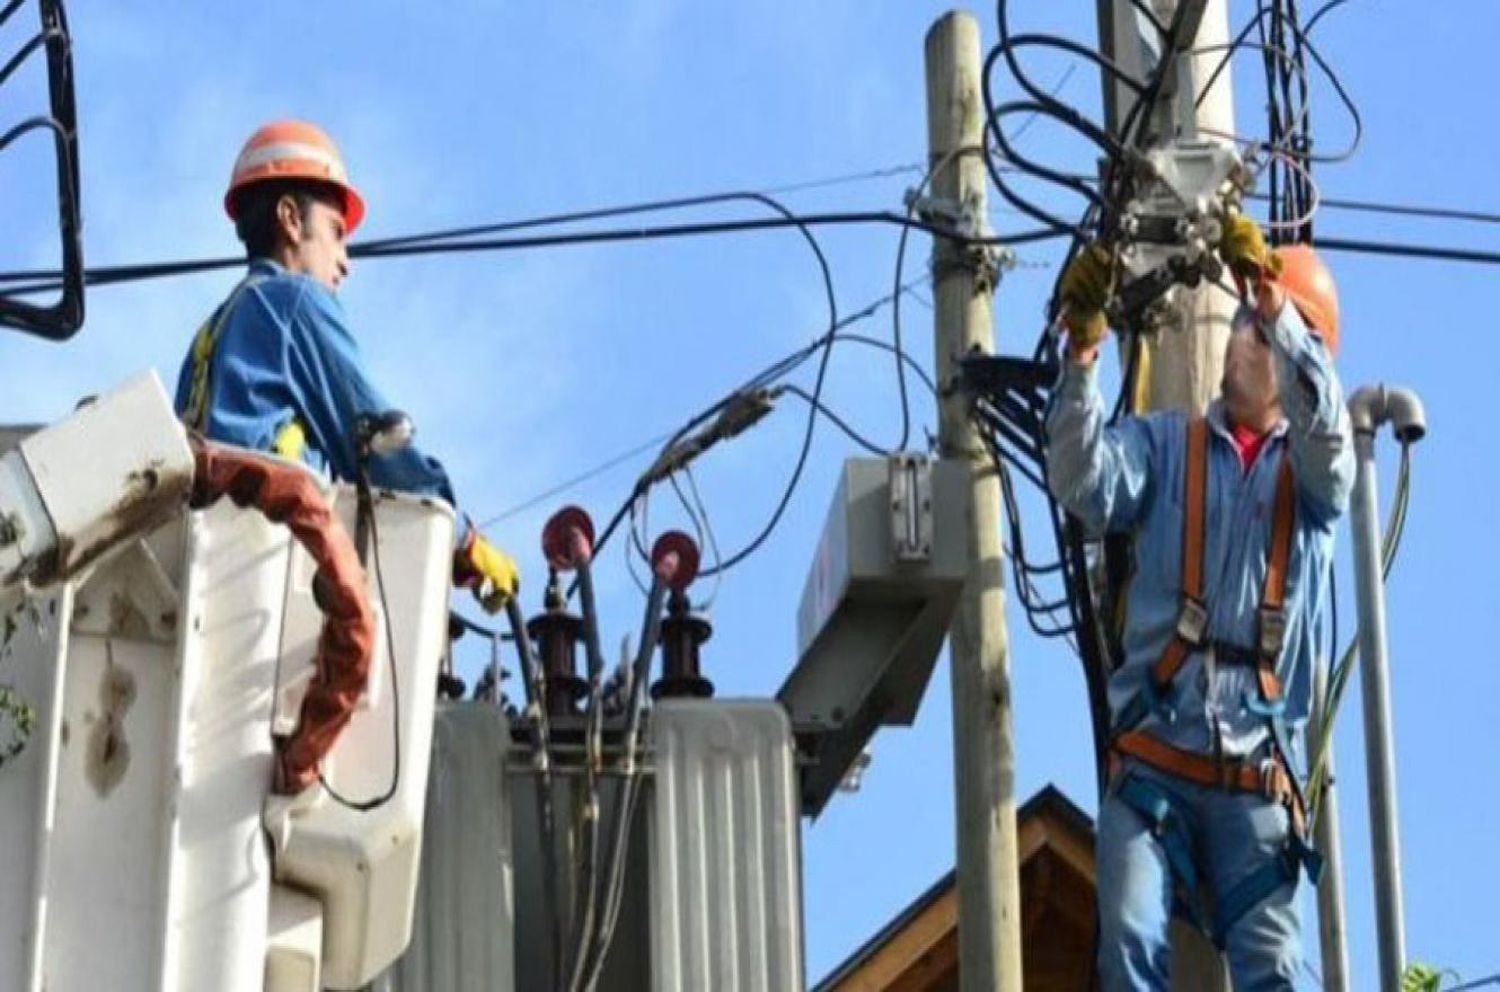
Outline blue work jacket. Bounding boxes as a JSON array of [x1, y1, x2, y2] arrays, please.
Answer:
[[1044, 302, 1355, 761], [174, 258, 462, 519]]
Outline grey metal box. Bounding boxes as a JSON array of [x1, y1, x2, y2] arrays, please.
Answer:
[[778, 457, 969, 814]]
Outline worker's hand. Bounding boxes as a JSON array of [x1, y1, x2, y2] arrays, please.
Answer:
[[1218, 213, 1284, 282], [455, 531, 521, 613], [1057, 243, 1116, 357]]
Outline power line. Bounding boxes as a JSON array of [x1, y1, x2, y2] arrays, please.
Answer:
[[997, 159, 1500, 230], [1301, 194, 1500, 226], [758, 161, 925, 196], [580, 279, 937, 585], [0, 210, 1063, 298], [1315, 236, 1500, 266], [474, 430, 677, 529]]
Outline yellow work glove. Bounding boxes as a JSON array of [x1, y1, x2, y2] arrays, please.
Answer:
[[1057, 242, 1115, 354], [1218, 213, 1283, 282], [456, 531, 521, 613]]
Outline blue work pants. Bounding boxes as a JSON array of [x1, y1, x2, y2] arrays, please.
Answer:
[[1096, 763, 1301, 991]]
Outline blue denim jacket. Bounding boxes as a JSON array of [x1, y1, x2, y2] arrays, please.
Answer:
[[1045, 302, 1354, 760], [174, 259, 461, 516]]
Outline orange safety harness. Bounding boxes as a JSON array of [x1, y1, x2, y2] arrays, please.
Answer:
[[1108, 417, 1320, 944]]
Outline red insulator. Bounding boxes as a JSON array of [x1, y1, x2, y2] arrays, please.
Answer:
[[650, 530, 700, 593], [541, 505, 595, 571]]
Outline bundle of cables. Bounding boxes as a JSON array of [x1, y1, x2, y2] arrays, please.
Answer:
[[971, 0, 1365, 784], [0, 0, 83, 338]]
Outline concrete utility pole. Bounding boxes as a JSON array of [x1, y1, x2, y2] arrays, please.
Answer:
[[1098, 0, 1235, 988], [1099, 0, 1237, 415], [924, 12, 1023, 992]]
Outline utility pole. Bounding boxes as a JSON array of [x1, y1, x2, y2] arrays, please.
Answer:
[[1098, 0, 1235, 988], [1099, 0, 1236, 414], [924, 12, 1023, 992]]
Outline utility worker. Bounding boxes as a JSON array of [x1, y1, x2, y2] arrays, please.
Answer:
[[175, 120, 517, 607], [1046, 216, 1354, 990]]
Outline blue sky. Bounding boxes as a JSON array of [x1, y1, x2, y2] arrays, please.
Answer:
[[3, 2, 1496, 988]]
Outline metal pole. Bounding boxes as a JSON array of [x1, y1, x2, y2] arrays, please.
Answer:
[[1350, 426, 1408, 990], [1311, 656, 1351, 992], [924, 12, 1023, 991]]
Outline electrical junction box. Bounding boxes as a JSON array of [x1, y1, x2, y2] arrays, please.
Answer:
[[777, 455, 969, 815]]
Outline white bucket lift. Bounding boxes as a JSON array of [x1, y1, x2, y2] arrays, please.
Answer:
[[0, 372, 453, 992]]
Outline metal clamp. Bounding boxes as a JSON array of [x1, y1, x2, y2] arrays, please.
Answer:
[[1175, 597, 1209, 647], [1258, 758, 1279, 800], [1257, 605, 1288, 659], [889, 454, 934, 563]]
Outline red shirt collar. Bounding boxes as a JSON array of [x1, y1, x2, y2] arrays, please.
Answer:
[[1229, 421, 1270, 472]]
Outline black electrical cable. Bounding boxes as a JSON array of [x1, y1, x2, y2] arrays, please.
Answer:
[[317, 500, 401, 812], [588, 280, 941, 586], [0, 115, 66, 155], [475, 319, 938, 538], [1306, 195, 1500, 226], [1303, 0, 1353, 34], [994, 0, 1132, 159], [1315, 236, 1500, 266], [780, 384, 888, 457], [889, 211, 925, 453], [984, 0, 1136, 237], [1123, 0, 1170, 37], [994, 449, 1079, 639], [581, 187, 842, 581], [0, 210, 1066, 297], [696, 319, 838, 579], [1000, 163, 1500, 228], [839, 331, 938, 397], [0, 28, 62, 90], [450, 610, 515, 642], [0, 0, 26, 27], [1005, 33, 1148, 96]]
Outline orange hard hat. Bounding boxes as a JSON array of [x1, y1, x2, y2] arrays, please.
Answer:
[[1274, 244, 1339, 356], [224, 120, 366, 233]]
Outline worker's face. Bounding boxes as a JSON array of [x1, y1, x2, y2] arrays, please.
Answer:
[[280, 194, 351, 292], [1222, 312, 1280, 421]]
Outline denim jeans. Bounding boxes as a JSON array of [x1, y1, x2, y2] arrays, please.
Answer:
[[1096, 762, 1302, 991]]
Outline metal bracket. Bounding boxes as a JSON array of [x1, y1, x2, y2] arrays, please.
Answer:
[[914, 190, 1016, 291], [888, 454, 934, 563]]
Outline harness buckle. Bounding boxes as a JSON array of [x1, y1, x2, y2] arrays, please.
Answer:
[[1258, 605, 1288, 658], [1258, 758, 1284, 803], [1176, 597, 1210, 647]]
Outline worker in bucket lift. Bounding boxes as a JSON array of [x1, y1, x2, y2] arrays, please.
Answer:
[[174, 120, 518, 609], [1045, 216, 1354, 990]]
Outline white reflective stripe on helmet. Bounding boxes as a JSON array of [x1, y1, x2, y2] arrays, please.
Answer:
[[234, 140, 347, 182]]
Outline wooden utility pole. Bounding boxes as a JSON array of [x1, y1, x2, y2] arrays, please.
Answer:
[[924, 12, 1023, 991]]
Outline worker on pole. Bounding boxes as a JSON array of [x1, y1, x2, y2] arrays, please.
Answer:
[[1045, 216, 1354, 990], [174, 121, 518, 615]]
